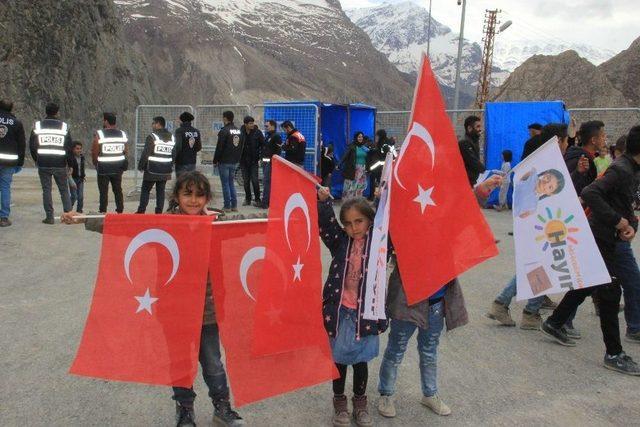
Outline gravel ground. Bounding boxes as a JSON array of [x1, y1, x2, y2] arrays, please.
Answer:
[[1, 169, 640, 426]]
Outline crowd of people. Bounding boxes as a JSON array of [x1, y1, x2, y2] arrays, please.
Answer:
[[3, 98, 640, 426]]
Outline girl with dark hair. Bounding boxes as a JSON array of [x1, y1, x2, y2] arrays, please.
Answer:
[[340, 132, 369, 200], [317, 188, 384, 427]]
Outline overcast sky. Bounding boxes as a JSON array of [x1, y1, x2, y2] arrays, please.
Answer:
[[340, 0, 638, 54]]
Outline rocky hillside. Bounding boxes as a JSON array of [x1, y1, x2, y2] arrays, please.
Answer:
[[490, 50, 629, 107], [599, 37, 640, 106], [114, 0, 413, 109], [0, 0, 161, 146]]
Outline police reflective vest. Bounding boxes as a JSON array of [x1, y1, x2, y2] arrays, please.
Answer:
[[34, 120, 69, 168], [96, 129, 127, 175], [147, 133, 175, 175], [0, 111, 24, 167]]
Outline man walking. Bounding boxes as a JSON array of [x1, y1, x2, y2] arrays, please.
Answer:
[[281, 121, 306, 167], [0, 99, 26, 227], [213, 111, 242, 212], [137, 116, 175, 214], [174, 111, 201, 175], [458, 115, 485, 187], [261, 119, 282, 209], [91, 112, 128, 214], [541, 126, 640, 375], [239, 116, 263, 207], [29, 102, 73, 224]]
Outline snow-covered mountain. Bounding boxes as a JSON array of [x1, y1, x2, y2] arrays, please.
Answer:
[[346, 1, 617, 93]]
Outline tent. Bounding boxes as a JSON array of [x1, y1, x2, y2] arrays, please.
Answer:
[[484, 101, 569, 207]]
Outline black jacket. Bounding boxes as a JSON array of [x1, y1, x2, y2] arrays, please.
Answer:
[[0, 109, 26, 167], [366, 143, 387, 175], [458, 135, 485, 186], [320, 150, 335, 180], [262, 131, 282, 160], [138, 128, 175, 182], [70, 154, 85, 180], [213, 123, 242, 164], [174, 122, 201, 166], [339, 143, 360, 180], [29, 117, 73, 169], [283, 129, 306, 165], [564, 145, 597, 197], [521, 135, 543, 160], [239, 125, 264, 165], [581, 154, 640, 244]]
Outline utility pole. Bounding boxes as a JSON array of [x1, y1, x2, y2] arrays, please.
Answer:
[[475, 9, 499, 109], [452, 0, 467, 125]]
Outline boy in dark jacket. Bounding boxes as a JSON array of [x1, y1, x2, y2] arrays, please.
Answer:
[[69, 141, 85, 213], [239, 116, 264, 207], [564, 120, 605, 196], [541, 126, 640, 376]]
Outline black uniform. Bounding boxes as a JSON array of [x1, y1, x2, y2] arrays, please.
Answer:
[[213, 123, 243, 165], [240, 125, 264, 204], [0, 109, 26, 167], [174, 122, 202, 172]]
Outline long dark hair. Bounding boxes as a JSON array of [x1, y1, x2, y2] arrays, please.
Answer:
[[167, 171, 212, 212]]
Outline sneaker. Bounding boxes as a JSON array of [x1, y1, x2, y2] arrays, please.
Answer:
[[540, 319, 576, 346], [421, 395, 451, 416], [42, 217, 55, 225], [563, 325, 581, 340], [520, 310, 541, 330], [175, 403, 196, 427], [332, 395, 350, 427], [212, 400, 245, 426], [231, 207, 238, 212], [377, 395, 396, 418], [242, 200, 251, 206], [352, 395, 373, 427], [486, 301, 516, 326], [540, 295, 558, 310], [604, 352, 640, 376], [625, 331, 640, 344], [0, 217, 11, 227]]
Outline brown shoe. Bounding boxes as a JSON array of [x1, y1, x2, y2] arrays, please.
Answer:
[[540, 295, 558, 310], [486, 301, 516, 326], [352, 395, 373, 427], [0, 217, 11, 227], [332, 395, 350, 427], [520, 310, 542, 330]]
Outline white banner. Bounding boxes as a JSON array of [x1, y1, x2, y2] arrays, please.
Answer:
[[363, 152, 393, 320], [513, 137, 610, 301]]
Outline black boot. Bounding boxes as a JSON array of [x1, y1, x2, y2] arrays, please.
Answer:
[[175, 403, 196, 427]]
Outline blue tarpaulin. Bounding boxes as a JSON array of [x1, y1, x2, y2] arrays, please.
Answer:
[[484, 101, 569, 206]]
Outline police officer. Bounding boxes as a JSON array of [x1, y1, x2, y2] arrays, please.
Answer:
[[213, 110, 243, 212], [137, 116, 175, 214], [29, 102, 73, 224], [174, 111, 201, 176], [0, 99, 26, 227], [261, 119, 282, 209], [90, 112, 128, 214]]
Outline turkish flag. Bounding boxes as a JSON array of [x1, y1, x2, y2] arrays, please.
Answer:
[[210, 220, 336, 407], [390, 54, 498, 304], [252, 155, 328, 355], [70, 214, 212, 387]]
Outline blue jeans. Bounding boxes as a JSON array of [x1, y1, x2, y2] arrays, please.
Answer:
[[172, 324, 230, 404], [496, 276, 545, 313], [378, 302, 444, 397], [615, 241, 640, 334], [0, 166, 19, 218], [262, 162, 272, 207], [70, 177, 84, 212], [217, 163, 237, 209]]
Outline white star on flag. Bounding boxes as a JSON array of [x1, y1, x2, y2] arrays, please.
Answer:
[[414, 184, 436, 214], [292, 255, 304, 282], [135, 288, 158, 314]]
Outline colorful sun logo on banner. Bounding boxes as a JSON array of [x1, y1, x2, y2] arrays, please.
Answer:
[[534, 207, 580, 251]]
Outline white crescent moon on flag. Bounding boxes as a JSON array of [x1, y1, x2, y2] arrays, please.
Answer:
[[393, 122, 435, 190], [124, 229, 180, 286], [284, 192, 311, 252], [239, 246, 265, 301]]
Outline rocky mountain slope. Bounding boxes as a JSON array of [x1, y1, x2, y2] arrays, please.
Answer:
[[0, 0, 160, 146], [114, 0, 413, 109], [599, 37, 640, 106], [490, 50, 628, 107]]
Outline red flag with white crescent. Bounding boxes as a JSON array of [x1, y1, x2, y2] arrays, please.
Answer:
[[390, 54, 498, 304], [210, 220, 336, 407], [70, 214, 212, 386], [252, 155, 329, 356]]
